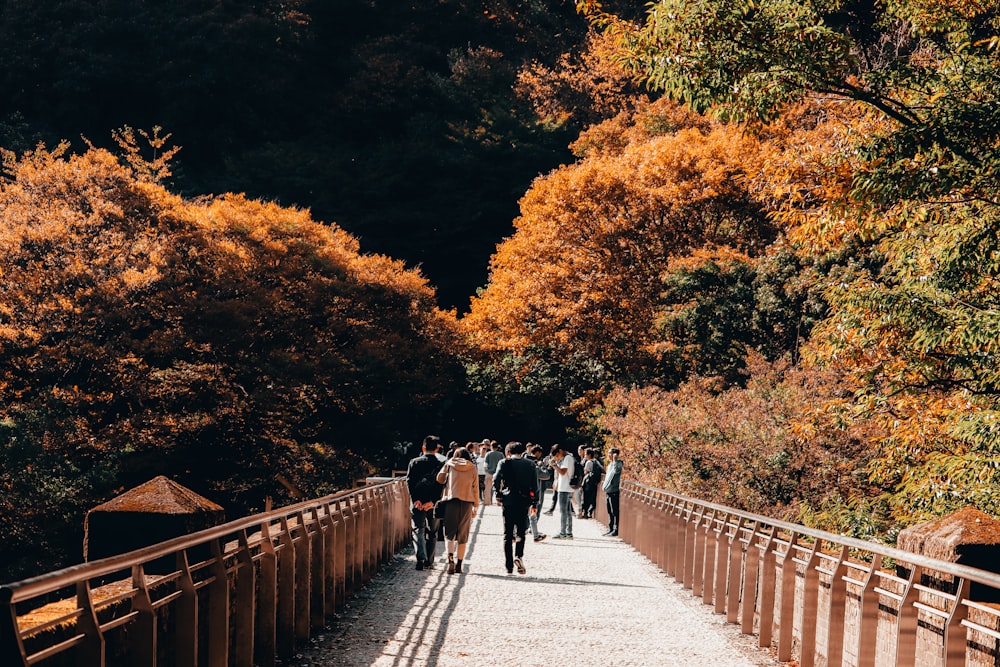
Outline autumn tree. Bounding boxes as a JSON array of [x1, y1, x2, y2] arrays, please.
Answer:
[[462, 98, 814, 416], [583, 0, 1000, 529], [0, 135, 463, 581]]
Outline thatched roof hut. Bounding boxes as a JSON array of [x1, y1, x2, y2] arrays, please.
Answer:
[[84, 476, 225, 565], [896, 507, 1000, 601]]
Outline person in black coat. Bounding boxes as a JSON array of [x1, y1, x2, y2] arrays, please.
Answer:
[[493, 441, 539, 575], [406, 435, 445, 570]]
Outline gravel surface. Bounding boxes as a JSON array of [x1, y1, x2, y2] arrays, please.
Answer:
[[290, 495, 783, 667]]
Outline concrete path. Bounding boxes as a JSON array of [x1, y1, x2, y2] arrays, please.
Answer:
[[292, 494, 782, 667]]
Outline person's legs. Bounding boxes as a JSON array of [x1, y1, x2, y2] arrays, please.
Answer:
[[558, 491, 573, 536], [608, 491, 620, 533], [411, 507, 430, 566], [485, 474, 494, 505], [427, 517, 440, 564], [502, 506, 516, 572], [514, 512, 528, 558]]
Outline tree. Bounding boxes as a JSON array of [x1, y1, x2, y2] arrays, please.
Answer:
[[462, 98, 777, 409], [583, 0, 1000, 531], [0, 135, 464, 580]]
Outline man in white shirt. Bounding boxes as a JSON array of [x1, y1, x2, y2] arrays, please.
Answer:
[[549, 445, 574, 539]]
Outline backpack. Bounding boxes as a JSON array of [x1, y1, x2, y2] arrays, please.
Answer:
[[569, 456, 583, 488], [583, 459, 604, 489]]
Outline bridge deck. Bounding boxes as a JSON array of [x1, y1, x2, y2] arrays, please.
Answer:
[[292, 495, 781, 667]]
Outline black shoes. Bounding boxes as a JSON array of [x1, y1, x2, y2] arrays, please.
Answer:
[[447, 554, 456, 574], [533, 534, 547, 542], [514, 558, 526, 575], [415, 560, 424, 570]]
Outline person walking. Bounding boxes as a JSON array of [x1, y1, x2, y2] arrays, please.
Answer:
[[475, 442, 489, 503], [602, 447, 623, 536], [573, 444, 587, 517], [581, 447, 604, 519], [483, 440, 504, 505], [435, 446, 480, 574], [493, 441, 539, 574], [525, 443, 548, 542], [549, 444, 575, 539], [406, 435, 445, 570]]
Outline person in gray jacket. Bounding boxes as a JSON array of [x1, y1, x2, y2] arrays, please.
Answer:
[[602, 448, 623, 537]]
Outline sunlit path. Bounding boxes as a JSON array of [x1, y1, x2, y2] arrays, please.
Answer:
[[291, 495, 781, 667]]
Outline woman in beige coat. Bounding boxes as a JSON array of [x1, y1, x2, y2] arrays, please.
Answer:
[[435, 447, 479, 573]]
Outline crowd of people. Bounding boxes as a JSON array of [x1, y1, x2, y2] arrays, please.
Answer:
[[405, 435, 623, 575]]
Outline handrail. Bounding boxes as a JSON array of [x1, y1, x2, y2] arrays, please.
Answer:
[[613, 481, 1000, 667], [0, 477, 412, 667], [627, 481, 1000, 590]]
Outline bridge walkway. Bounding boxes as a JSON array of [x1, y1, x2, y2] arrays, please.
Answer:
[[291, 496, 782, 667]]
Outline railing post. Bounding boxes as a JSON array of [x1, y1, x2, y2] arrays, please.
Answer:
[[714, 513, 733, 614], [276, 517, 296, 657], [309, 507, 326, 630], [824, 545, 850, 667], [174, 551, 198, 667], [894, 565, 920, 666], [0, 588, 25, 667], [758, 527, 778, 650], [376, 487, 388, 565], [857, 554, 881, 667], [233, 530, 256, 667], [654, 491, 665, 565], [257, 520, 277, 667], [294, 512, 311, 643], [943, 577, 970, 667], [343, 498, 358, 595], [797, 538, 821, 667], [727, 517, 746, 623], [741, 521, 761, 635], [130, 564, 157, 667], [683, 503, 698, 589], [205, 538, 230, 667], [76, 580, 105, 667], [776, 532, 799, 661], [333, 500, 348, 608], [322, 504, 338, 618], [663, 495, 679, 576], [692, 506, 707, 596], [703, 510, 719, 606]]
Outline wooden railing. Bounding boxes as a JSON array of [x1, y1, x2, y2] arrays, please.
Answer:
[[614, 481, 1000, 667], [0, 478, 411, 667]]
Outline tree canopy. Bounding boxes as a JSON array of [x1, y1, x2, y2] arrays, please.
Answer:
[[0, 135, 463, 580]]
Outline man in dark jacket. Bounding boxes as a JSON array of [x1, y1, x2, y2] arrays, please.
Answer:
[[493, 441, 539, 575], [406, 435, 445, 570]]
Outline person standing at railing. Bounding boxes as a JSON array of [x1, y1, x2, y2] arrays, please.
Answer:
[[549, 445, 575, 539], [407, 435, 446, 570], [581, 447, 604, 519], [602, 448, 623, 537], [436, 446, 480, 574], [493, 441, 539, 574]]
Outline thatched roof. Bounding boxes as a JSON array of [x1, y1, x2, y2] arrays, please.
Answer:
[[897, 507, 1000, 562], [89, 475, 223, 515]]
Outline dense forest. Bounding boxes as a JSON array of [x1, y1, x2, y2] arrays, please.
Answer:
[[3, 0, 1000, 581]]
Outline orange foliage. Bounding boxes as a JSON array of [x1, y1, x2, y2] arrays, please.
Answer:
[[0, 139, 463, 533], [462, 98, 775, 382]]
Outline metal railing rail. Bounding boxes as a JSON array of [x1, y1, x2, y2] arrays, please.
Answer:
[[0, 478, 411, 667], [614, 481, 1000, 667]]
